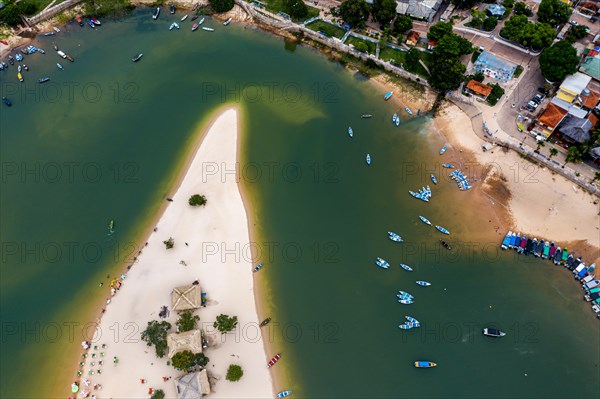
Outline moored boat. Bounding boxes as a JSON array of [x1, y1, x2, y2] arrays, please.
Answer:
[[253, 263, 264, 272], [108, 220, 114, 231], [553, 247, 562, 265], [91, 17, 101, 25], [53, 43, 59, 51], [2, 97, 12, 107], [375, 257, 390, 269], [77, 17, 83, 26], [384, 91, 393, 100], [347, 126, 353, 137], [191, 15, 198, 21], [192, 23, 199, 31], [202, 27, 214, 31], [15, 53, 23, 61], [399, 323, 414, 329], [542, 241, 550, 259], [405, 106, 413, 115], [441, 163, 454, 169], [405, 316, 420, 326], [431, 174, 437, 185], [439, 145, 447, 155], [17, 72, 23, 82], [170, 3, 175, 13], [398, 298, 413, 304], [38, 77, 50, 83], [414, 361, 436, 368], [267, 353, 281, 368], [181, 14, 188, 21], [435, 225, 450, 235], [276, 391, 292, 398], [483, 328, 506, 337], [388, 231, 402, 242], [88, 19, 95, 28], [397, 290, 413, 299], [152, 7, 160, 19], [439, 239, 451, 250], [57, 63, 63, 70], [169, 22, 180, 30], [361, 114, 372, 118], [366, 154, 371, 165], [416, 281, 431, 287], [400, 263, 413, 272], [53, 27, 61, 32], [132, 53, 143, 62], [260, 317, 271, 327], [44, 32, 55, 36], [66, 54, 74, 62], [419, 216, 431, 226], [198, 17, 205, 25], [224, 17, 232, 25]]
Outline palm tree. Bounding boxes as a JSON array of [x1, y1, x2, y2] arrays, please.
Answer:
[[536, 140, 545, 151], [563, 146, 583, 167], [549, 148, 558, 159]]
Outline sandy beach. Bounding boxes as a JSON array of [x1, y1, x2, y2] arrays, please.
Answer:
[[435, 104, 600, 263], [76, 108, 273, 398]]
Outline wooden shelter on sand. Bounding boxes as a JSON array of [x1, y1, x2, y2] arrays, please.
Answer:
[[167, 329, 203, 358], [172, 284, 202, 311], [175, 370, 211, 398]]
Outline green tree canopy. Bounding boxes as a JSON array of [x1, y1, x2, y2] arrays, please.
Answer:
[[513, 2, 532, 16], [209, 0, 234, 13], [339, 0, 370, 29], [213, 314, 238, 333], [226, 364, 244, 381], [393, 15, 412, 34], [176, 311, 200, 332], [405, 48, 421, 70], [428, 57, 466, 91], [141, 320, 172, 358], [539, 41, 578, 82], [434, 33, 473, 57], [151, 390, 165, 399], [284, 0, 309, 20], [501, 15, 555, 49], [171, 350, 210, 370], [565, 25, 589, 43], [482, 17, 498, 31], [371, 0, 398, 27], [537, 0, 571, 26], [188, 194, 207, 206], [427, 21, 453, 42], [0, 0, 38, 27]]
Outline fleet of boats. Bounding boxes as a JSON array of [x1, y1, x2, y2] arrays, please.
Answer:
[[409, 186, 432, 202], [169, 22, 180, 30], [501, 230, 599, 316]]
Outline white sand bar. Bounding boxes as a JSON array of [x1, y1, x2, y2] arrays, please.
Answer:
[[80, 108, 273, 398]]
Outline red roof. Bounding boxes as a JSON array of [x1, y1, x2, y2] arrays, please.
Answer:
[[466, 80, 493, 97], [582, 90, 600, 109], [406, 31, 420, 43], [537, 103, 568, 129]]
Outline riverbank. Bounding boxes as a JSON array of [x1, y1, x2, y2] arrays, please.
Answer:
[[76, 108, 274, 398], [435, 104, 600, 263]]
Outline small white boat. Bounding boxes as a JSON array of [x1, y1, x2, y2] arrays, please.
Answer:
[[57, 63, 63, 70], [416, 281, 431, 287], [388, 232, 402, 242], [181, 14, 188, 22], [483, 328, 506, 337], [400, 263, 413, 272], [57, 50, 67, 59], [169, 22, 180, 30], [405, 106, 413, 115], [398, 299, 413, 305], [202, 27, 214, 31], [419, 216, 431, 226], [366, 154, 371, 165], [224, 17, 232, 25], [53, 27, 61, 33], [199, 17, 205, 25], [347, 127, 353, 137], [152, 7, 160, 20]]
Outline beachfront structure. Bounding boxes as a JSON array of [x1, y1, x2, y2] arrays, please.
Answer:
[[473, 51, 517, 82], [486, 4, 506, 17], [172, 284, 202, 311], [555, 114, 594, 144], [532, 103, 569, 139], [175, 370, 211, 398], [465, 80, 493, 99], [556, 72, 592, 103], [167, 329, 203, 358], [396, 0, 442, 22]]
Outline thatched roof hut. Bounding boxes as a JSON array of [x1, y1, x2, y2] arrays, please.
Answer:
[[172, 284, 202, 311], [167, 330, 203, 358], [175, 370, 211, 399]]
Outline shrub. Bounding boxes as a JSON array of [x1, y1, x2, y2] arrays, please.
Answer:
[[163, 237, 174, 249], [213, 314, 238, 333], [188, 194, 207, 207], [226, 364, 244, 381], [177, 311, 200, 332], [141, 321, 172, 358]]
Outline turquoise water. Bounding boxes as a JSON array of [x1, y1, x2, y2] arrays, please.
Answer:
[[0, 9, 598, 399]]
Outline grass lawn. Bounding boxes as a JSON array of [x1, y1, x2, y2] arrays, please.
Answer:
[[263, 0, 319, 22], [514, 65, 524, 78], [305, 19, 345, 39], [379, 46, 405, 63], [346, 35, 377, 55]]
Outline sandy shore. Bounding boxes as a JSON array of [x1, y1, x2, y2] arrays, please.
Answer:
[[435, 104, 600, 263], [77, 108, 273, 398]]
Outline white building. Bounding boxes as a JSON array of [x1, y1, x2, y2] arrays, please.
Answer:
[[396, 0, 443, 22]]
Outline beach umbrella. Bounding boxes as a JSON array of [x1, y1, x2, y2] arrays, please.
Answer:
[[71, 385, 79, 393]]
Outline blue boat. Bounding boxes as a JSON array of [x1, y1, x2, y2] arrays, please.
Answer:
[[431, 174, 438, 185], [384, 91, 393, 100], [388, 232, 402, 242], [415, 361, 437, 368], [88, 19, 95, 28], [416, 281, 431, 287], [366, 154, 371, 165], [277, 391, 292, 398], [169, 22, 180, 30], [501, 231, 512, 250], [392, 113, 398, 125], [375, 257, 390, 269], [15, 53, 23, 62], [400, 263, 413, 272], [435, 225, 450, 235], [253, 263, 264, 272], [2, 97, 12, 107], [399, 323, 414, 329], [348, 126, 353, 137], [398, 298, 413, 304], [419, 216, 432, 225], [440, 145, 447, 155], [510, 232, 520, 249], [405, 316, 420, 326], [170, 3, 175, 13], [442, 163, 454, 169], [405, 106, 413, 115], [397, 290, 413, 299]]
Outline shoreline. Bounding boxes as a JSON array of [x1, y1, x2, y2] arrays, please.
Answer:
[[74, 106, 275, 398]]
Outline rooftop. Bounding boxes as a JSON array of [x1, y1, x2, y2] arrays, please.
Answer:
[[487, 4, 506, 16], [172, 284, 202, 311], [466, 80, 493, 97], [550, 97, 590, 119], [167, 329, 203, 358], [537, 103, 568, 129], [580, 56, 600, 81], [396, 0, 442, 21], [581, 90, 600, 109], [557, 114, 593, 143], [560, 72, 593, 95], [175, 370, 211, 399]]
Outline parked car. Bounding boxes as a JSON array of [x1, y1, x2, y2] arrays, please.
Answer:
[[569, 20, 578, 26]]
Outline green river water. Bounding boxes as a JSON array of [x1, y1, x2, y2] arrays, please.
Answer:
[[0, 8, 598, 399]]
